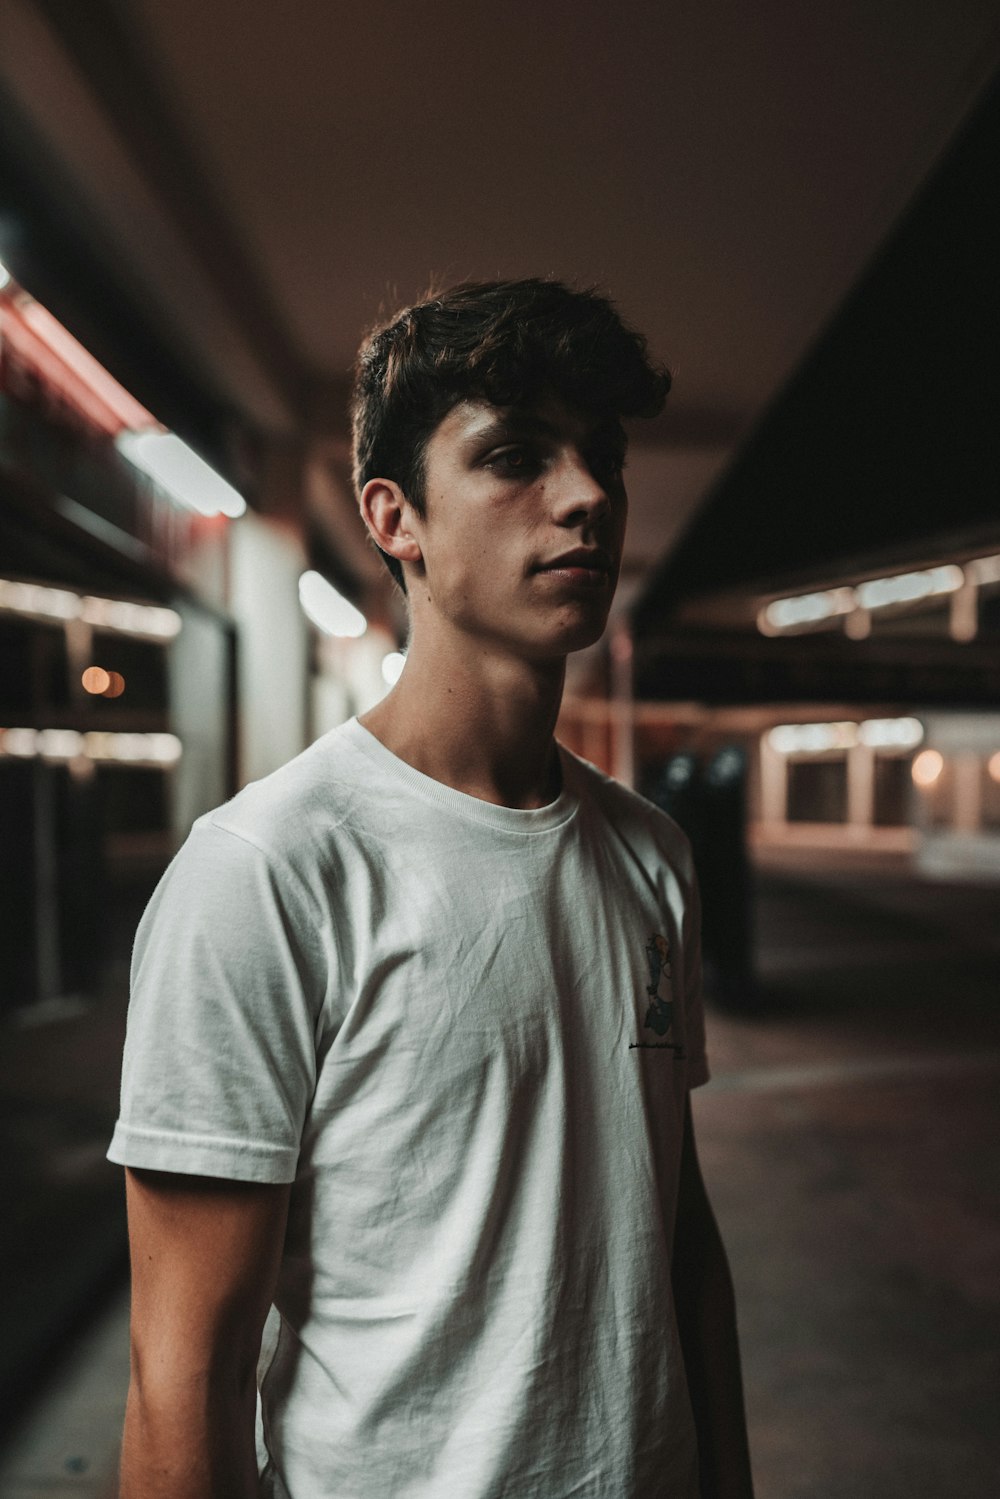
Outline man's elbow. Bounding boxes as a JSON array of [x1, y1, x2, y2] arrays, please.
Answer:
[[127, 1322, 260, 1417]]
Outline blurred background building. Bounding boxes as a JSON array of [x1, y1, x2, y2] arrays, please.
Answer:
[[1, 1, 999, 1492]]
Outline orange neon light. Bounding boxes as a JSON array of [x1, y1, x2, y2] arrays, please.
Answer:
[[0, 299, 156, 436]]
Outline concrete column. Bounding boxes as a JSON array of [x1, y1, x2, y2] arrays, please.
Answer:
[[847, 743, 876, 829], [952, 752, 982, 833], [759, 735, 788, 824], [63, 617, 93, 704], [229, 511, 310, 786], [950, 578, 979, 642]]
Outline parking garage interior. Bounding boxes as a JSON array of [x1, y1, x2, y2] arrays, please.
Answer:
[[1, 4, 999, 1494]]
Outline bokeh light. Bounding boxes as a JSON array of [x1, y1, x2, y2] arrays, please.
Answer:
[[912, 749, 944, 787], [82, 667, 126, 698], [82, 666, 111, 695]]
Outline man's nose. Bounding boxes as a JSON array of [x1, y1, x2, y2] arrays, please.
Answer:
[[550, 450, 613, 526]]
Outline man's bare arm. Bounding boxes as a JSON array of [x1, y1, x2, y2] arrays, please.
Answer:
[[120, 1167, 291, 1499], [672, 1097, 755, 1499]]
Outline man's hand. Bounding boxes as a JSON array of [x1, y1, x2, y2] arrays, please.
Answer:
[[120, 1168, 291, 1499], [672, 1098, 756, 1499]]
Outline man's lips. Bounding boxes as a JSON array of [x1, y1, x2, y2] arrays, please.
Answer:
[[534, 548, 613, 574]]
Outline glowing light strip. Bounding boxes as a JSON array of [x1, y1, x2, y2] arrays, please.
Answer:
[[381, 651, 406, 685], [0, 579, 181, 640], [768, 722, 858, 754], [858, 717, 924, 749], [760, 562, 974, 634], [17, 301, 155, 430], [0, 278, 239, 521], [80, 594, 181, 638], [298, 571, 367, 637], [0, 728, 182, 766], [855, 565, 962, 610], [0, 280, 237, 526], [0, 304, 128, 435], [766, 718, 924, 755], [116, 431, 246, 518], [760, 587, 854, 632]]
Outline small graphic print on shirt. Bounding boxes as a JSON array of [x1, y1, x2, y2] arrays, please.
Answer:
[[630, 933, 686, 1054]]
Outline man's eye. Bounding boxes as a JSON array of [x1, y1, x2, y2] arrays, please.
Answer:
[[590, 450, 627, 484], [486, 446, 539, 477]]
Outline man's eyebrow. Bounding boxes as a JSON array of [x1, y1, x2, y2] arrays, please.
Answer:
[[461, 410, 627, 452], [461, 411, 560, 446]]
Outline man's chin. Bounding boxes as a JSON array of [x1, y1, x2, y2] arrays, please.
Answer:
[[469, 602, 614, 664], [534, 614, 613, 660]]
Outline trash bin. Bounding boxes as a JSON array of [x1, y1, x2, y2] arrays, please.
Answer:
[[647, 746, 757, 1013]]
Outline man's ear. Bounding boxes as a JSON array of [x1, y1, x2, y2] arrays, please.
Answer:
[[359, 479, 423, 571]]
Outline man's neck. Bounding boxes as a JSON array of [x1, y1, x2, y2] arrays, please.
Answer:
[[358, 633, 566, 810]]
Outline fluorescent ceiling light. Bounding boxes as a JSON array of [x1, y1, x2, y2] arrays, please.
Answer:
[[80, 594, 181, 639], [768, 717, 926, 756], [761, 564, 967, 635], [857, 717, 923, 750], [0, 727, 182, 765], [116, 431, 246, 518], [18, 301, 155, 431], [0, 257, 11, 291], [768, 721, 858, 755], [36, 728, 85, 759], [84, 731, 182, 764], [761, 587, 854, 631], [855, 565, 962, 610], [381, 651, 406, 685], [0, 578, 80, 621], [298, 571, 367, 638], [1, 728, 41, 757], [0, 578, 181, 640]]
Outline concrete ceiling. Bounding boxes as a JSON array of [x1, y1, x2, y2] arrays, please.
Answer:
[[2, 0, 999, 596]]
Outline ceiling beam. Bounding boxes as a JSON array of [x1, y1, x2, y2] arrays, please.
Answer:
[[634, 68, 1000, 631], [635, 629, 1000, 708], [30, 0, 310, 422]]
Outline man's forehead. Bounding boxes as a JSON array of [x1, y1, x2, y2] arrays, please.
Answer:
[[437, 395, 621, 445]]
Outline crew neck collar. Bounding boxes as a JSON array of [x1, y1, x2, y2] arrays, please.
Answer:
[[342, 718, 579, 834]]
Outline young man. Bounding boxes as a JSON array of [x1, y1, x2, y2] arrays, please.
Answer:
[[109, 278, 755, 1498]]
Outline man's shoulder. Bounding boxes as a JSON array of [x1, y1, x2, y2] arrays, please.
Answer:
[[196, 721, 368, 871], [564, 747, 695, 877]]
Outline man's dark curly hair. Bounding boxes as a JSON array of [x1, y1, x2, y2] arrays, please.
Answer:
[[351, 278, 671, 588]]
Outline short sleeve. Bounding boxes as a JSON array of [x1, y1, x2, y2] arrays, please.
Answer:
[[108, 817, 324, 1183], [682, 863, 710, 1089]]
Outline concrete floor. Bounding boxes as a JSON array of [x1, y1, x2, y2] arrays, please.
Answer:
[[1, 856, 997, 1497], [696, 860, 1000, 1498], [0, 1290, 129, 1498]]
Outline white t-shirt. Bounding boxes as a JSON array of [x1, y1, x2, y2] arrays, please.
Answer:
[[109, 718, 709, 1498]]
